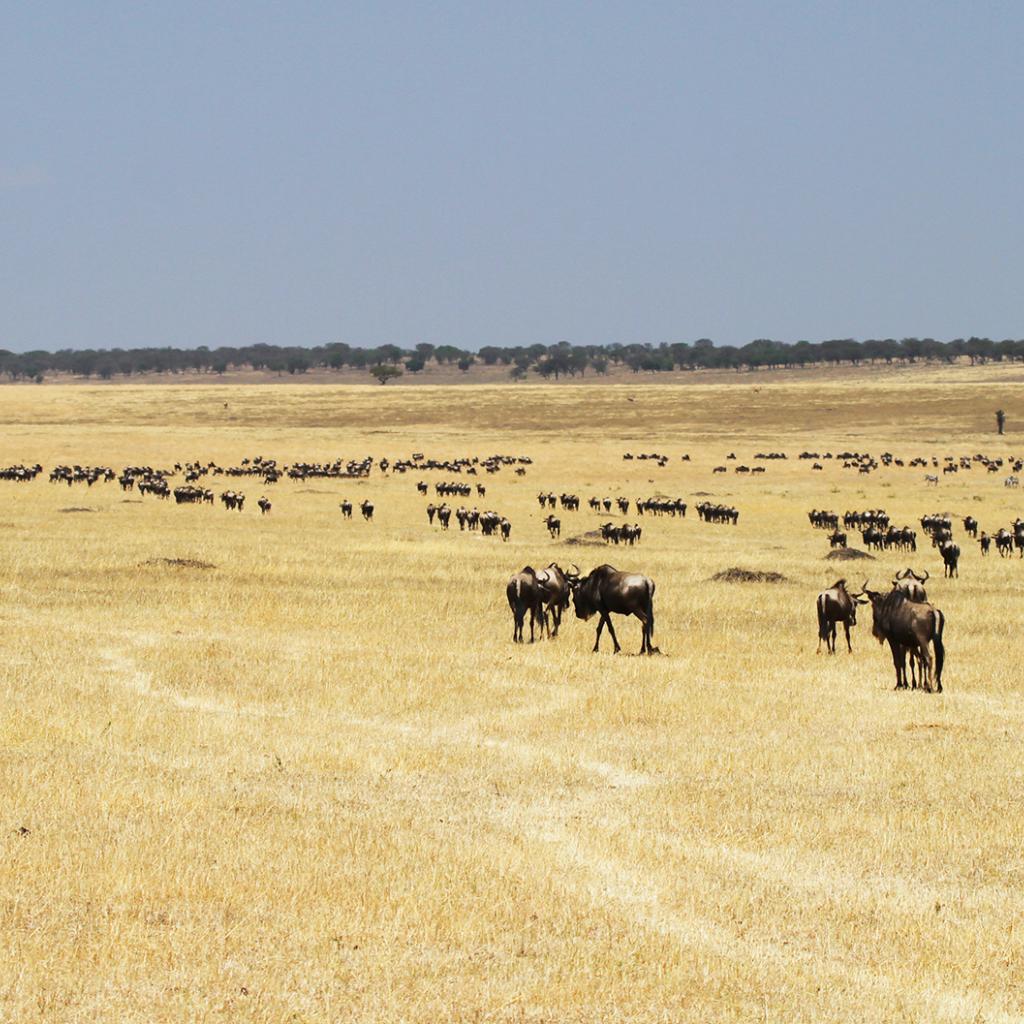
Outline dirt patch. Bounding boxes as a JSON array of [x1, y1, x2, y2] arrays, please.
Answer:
[[59, 507, 96, 513], [825, 548, 875, 561], [564, 530, 607, 547], [711, 567, 788, 583], [141, 558, 217, 570], [121, 499, 143, 504]]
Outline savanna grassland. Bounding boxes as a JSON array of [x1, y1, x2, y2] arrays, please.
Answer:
[[3, 365, 1024, 1023]]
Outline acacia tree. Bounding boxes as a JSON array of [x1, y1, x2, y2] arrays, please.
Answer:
[[370, 364, 403, 385]]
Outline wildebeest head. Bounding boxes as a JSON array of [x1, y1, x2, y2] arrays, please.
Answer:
[[571, 568, 600, 620]]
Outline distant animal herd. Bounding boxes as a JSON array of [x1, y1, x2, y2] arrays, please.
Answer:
[[3, 443, 1021, 695]]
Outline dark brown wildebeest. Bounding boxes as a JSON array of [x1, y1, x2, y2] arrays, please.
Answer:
[[437, 504, 452, 530], [892, 568, 928, 602], [861, 586, 945, 692], [995, 528, 1013, 556], [828, 530, 847, 549], [543, 514, 560, 539], [339, 500, 353, 518], [569, 564, 657, 654], [257, 496, 272, 515], [506, 567, 543, 643], [426, 503, 437, 524], [816, 579, 864, 654], [963, 515, 978, 538], [939, 539, 960, 577], [979, 532, 991, 556], [535, 562, 573, 637], [360, 499, 374, 521], [499, 517, 511, 542]]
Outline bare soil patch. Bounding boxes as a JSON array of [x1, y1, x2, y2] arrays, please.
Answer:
[[711, 567, 788, 583], [141, 558, 217, 570]]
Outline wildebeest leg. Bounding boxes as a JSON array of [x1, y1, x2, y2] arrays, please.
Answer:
[[917, 641, 933, 693], [827, 622, 837, 655], [889, 641, 906, 689], [843, 620, 853, 653], [603, 614, 622, 654]]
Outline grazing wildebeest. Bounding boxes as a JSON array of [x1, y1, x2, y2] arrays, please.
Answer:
[[506, 567, 543, 643], [543, 514, 561, 539], [570, 564, 657, 654], [257, 496, 271, 515], [815, 579, 863, 654], [828, 530, 847, 549], [892, 568, 928, 602], [535, 562, 573, 637], [339, 500, 353, 518], [861, 586, 945, 692], [939, 539, 960, 577]]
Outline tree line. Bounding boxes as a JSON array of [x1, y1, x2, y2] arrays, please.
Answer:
[[1, 336, 1022, 383]]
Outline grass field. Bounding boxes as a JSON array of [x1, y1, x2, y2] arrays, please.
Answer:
[[2, 365, 1024, 1023]]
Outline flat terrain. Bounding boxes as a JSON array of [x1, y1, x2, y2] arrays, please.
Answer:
[[2, 365, 1024, 1023]]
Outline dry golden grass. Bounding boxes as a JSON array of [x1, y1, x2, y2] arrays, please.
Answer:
[[2, 364, 1024, 1022]]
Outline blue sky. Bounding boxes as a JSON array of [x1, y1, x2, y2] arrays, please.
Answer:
[[2, 2, 1022, 352]]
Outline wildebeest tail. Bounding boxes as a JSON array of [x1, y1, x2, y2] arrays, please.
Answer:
[[646, 577, 655, 640], [816, 593, 828, 640], [933, 608, 945, 686]]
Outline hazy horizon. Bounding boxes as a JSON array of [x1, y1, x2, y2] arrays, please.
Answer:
[[4, 3, 1023, 354]]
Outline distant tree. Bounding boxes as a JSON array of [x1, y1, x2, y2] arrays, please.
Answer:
[[510, 365, 528, 381], [404, 356, 426, 374], [434, 345, 463, 364], [370, 364, 403, 385], [415, 342, 436, 363], [592, 356, 609, 375], [457, 355, 474, 373]]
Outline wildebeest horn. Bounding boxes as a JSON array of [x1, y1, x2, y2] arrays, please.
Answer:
[[568, 563, 580, 577], [917, 569, 929, 582], [895, 568, 907, 580]]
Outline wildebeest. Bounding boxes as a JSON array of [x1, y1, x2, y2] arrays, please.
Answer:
[[892, 568, 928, 602], [815, 579, 864, 654], [257, 496, 272, 515], [360, 500, 374, 521], [939, 539, 960, 577], [962, 515, 978, 538], [861, 586, 945, 692], [339, 500, 352, 518], [569, 564, 658, 654], [506, 567, 544, 643], [995, 528, 1013, 556], [543, 514, 560, 539], [979, 532, 991, 556], [535, 562, 573, 637], [499, 517, 511, 542], [828, 530, 847, 549]]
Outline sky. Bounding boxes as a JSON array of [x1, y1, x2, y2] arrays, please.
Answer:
[[2, 2, 1023, 353]]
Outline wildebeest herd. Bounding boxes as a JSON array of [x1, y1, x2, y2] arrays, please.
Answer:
[[4, 442, 1021, 695]]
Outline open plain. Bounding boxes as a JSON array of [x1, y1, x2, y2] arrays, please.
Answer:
[[3, 365, 1024, 1023]]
